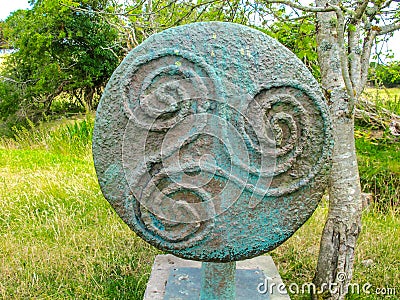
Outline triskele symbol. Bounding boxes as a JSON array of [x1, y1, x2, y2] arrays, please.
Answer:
[[120, 49, 328, 249], [92, 22, 332, 261]]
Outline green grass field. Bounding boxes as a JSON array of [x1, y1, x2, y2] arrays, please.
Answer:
[[0, 119, 160, 299], [364, 87, 400, 115], [0, 101, 399, 299]]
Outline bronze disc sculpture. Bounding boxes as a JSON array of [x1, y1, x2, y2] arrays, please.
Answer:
[[92, 22, 332, 299]]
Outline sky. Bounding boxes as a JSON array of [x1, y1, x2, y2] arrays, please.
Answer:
[[0, 0, 399, 61], [0, 0, 31, 21]]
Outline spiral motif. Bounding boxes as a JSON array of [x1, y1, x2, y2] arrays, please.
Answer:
[[93, 22, 332, 261], [242, 81, 330, 197]]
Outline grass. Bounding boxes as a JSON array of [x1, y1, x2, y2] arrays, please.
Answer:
[[0, 108, 399, 299], [355, 131, 399, 213], [364, 87, 400, 115], [355, 87, 400, 213]]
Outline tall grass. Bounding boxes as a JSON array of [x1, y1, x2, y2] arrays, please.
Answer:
[[1, 115, 94, 158], [364, 87, 400, 115], [355, 133, 399, 213], [271, 201, 399, 300]]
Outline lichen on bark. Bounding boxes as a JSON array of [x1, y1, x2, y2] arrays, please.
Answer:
[[313, 1, 363, 299]]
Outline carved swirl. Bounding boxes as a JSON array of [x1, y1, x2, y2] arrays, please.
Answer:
[[243, 81, 331, 197], [120, 51, 330, 250]]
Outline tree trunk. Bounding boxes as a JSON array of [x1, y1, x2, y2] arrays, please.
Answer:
[[313, 1, 363, 299], [313, 91, 363, 299]]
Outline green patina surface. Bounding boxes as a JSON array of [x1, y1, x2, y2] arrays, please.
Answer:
[[92, 22, 332, 263], [200, 262, 236, 300]]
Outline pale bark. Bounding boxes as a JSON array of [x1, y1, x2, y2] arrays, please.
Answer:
[[348, 23, 362, 95], [313, 90, 363, 300], [313, 1, 363, 299], [359, 29, 377, 92], [348, 0, 369, 95]]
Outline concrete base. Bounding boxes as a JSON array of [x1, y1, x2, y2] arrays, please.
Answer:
[[144, 254, 290, 300]]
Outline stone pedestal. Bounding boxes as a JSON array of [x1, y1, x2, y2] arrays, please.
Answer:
[[144, 254, 291, 300]]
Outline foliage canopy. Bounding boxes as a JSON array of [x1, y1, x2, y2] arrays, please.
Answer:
[[0, 0, 123, 124], [369, 61, 400, 87], [0, 0, 399, 130]]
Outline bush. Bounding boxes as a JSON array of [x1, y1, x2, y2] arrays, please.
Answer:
[[0, 0, 123, 123], [368, 62, 400, 87]]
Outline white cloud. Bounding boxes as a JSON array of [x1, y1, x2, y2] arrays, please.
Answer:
[[377, 30, 400, 62], [0, 0, 31, 21]]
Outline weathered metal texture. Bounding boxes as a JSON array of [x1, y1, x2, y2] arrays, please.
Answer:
[[92, 22, 333, 262], [200, 262, 236, 300]]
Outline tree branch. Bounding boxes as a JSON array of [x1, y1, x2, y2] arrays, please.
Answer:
[[331, 4, 357, 113], [347, 0, 369, 95], [170, 0, 221, 27], [290, 13, 315, 21], [378, 21, 400, 35], [353, 0, 369, 21], [348, 25, 361, 94], [261, 0, 336, 12], [0, 75, 36, 85], [100, 46, 120, 59], [359, 29, 377, 94], [347, 0, 369, 96]]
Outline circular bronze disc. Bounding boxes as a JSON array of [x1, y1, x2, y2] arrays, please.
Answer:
[[92, 22, 332, 262]]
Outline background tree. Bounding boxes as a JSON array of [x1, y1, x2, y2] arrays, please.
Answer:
[[70, 0, 252, 49], [0, 21, 7, 50], [0, 0, 123, 123], [0, 0, 253, 127], [263, 17, 320, 79], [369, 61, 400, 87]]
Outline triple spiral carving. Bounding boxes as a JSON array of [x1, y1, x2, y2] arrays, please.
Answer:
[[119, 49, 330, 250]]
